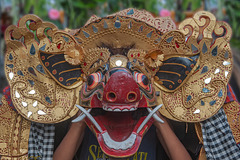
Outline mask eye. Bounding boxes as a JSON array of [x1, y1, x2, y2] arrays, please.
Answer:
[[87, 72, 101, 90], [134, 72, 149, 89]]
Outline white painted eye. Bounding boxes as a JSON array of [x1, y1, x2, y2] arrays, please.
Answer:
[[27, 111, 32, 117], [9, 72, 14, 80], [115, 60, 122, 66], [223, 61, 231, 66], [22, 102, 28, 107], [38, 110, 46, 115], [214, 68, 220, 74], [15, 91, 20, 98], [194, 109, 200, 114], [28, 90, 36, 94], [204, 77, 211, 84], [33, 101, 38, 107]]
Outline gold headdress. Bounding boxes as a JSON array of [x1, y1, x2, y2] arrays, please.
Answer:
[[4, 8, 232, 124]]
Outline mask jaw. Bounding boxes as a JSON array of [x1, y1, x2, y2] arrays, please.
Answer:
[[84, 113, 153, 158], [73, 104, 163, 158]]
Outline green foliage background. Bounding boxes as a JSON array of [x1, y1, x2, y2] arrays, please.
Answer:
[[21, 0, 160, 28]]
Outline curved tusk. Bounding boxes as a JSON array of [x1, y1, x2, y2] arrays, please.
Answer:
[[72, 109, 91, 123], [137, 104, 164, 133], [74, 105, 103, 133], [147, 108, 164, 123]]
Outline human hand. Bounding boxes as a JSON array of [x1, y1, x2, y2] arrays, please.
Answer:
[[152, 111, 170, 133], [71, 110, 86, 128], [153, 111, 166, 125]]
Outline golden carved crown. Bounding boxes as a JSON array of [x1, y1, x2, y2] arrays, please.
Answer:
[[72, 9, 178, 77], [4, 8, 233, 123]]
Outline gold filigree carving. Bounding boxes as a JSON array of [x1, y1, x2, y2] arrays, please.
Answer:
[[5, 14, 79, 123], [223, 101, 240, 144], [110, 8, 176, 33], [82, 48, 110, 75], [4, 9, 233, 124], [145, 50, 164, 68], [44, 31, 84, 65], [127, 49, 157, 79], [158, 11, 232, 122], [0, 155, 28, 160], [157, 31, 192, 58], [0, 96, 30, 157]]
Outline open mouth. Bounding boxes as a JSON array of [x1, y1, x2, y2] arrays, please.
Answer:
[[74, 104, 163, 158], [92, 107, 147, 141], [87, 107, 150, 158]]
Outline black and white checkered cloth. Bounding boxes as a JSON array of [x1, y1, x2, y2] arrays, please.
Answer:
[[28, 122, 55, 160], [201, 107, 240, 160]]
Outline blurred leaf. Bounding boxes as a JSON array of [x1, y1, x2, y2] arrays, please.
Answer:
[[182, 0, 191, 10], [225, 0, 240, 39], [191, 0, 201, 11], [72, 1, 89, 8], [234, 11, 240, 17], [182, 0, 201, 11], [24, 0, 34, 13], [230, 38, 240, 49]]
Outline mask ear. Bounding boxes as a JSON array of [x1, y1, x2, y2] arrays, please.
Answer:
[[4, 15, 79, 123], [39, 31, 84, 89], [153, 11, 233, 122], [146, 31, 200, 92]]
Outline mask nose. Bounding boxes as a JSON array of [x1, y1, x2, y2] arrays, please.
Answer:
[[103, 71, 140, 104]]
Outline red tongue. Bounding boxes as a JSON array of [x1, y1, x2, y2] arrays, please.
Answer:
[[101, 112, 136, 142]]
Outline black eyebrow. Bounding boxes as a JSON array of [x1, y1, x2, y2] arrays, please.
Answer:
[[98, 43, 135, 56]]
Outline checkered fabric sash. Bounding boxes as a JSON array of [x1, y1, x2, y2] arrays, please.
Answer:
[[28, 122, 55, 160], [201, 107, 240, 160]]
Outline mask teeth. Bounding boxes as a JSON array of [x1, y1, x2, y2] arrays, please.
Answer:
[[74, 105, 103, 133], [136, 104, 164, 133], [72, 109, 91, 123], [103, 106, 137, 112]]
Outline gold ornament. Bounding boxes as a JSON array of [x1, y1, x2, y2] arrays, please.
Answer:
[[109, 55, 128, 68], [4, 9, 233, 124], [0, 96, 30, 157], [158, 11, 232, 122], [145, 50, 164, 68], [223, 101, 240, 144]]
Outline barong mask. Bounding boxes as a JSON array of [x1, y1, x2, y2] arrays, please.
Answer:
[[3, 8, 232, 158]]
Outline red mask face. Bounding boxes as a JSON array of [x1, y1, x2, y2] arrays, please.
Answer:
[[80, 63, 157, 158]]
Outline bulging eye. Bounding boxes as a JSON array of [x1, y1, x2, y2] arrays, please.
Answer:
[[87, 72, 101, 90], [134, 72, 149, 89]]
